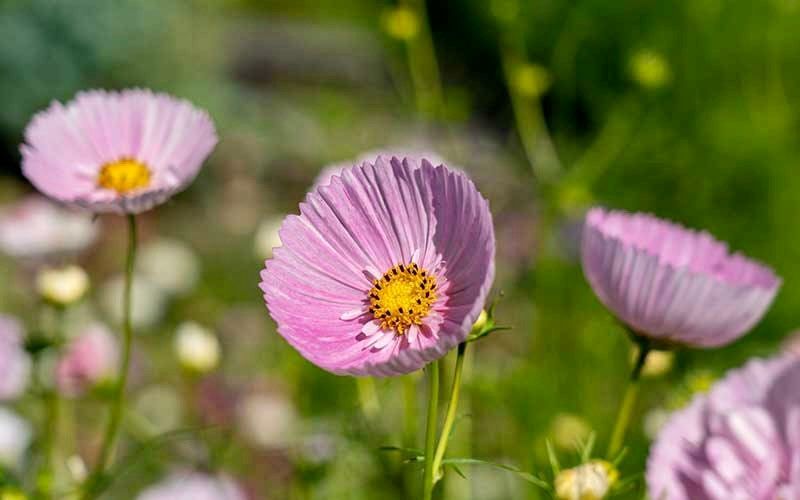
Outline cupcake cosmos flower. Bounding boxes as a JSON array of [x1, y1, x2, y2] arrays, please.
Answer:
[[21, 89, 217, 214], [582, 207, 780, 348], [260, 156, 495, 376], [648, 355, 800, 499]]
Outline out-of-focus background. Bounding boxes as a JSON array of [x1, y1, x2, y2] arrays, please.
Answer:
[[0, 0, 798, 498]]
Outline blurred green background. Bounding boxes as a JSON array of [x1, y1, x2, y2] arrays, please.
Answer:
[[1, 0, 798, 498]]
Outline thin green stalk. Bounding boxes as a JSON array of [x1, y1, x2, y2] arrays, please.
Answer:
[[83, 214, 137, 499], [38, 305, 66, 499], [606, 339, 651, 458], [422, 361, 440, 500], [431, 342, 466, 483], [402, 0, 444, 119]]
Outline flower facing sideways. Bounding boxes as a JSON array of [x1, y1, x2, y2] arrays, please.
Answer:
[[21, 89, 217, 214], [582, 207, 780, 348], [260, 156, 495, 376]]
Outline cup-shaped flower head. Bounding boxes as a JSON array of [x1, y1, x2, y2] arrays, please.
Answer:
[[582, 207, 780, 348], [137, 472, 246, 500], [260, 156, 495, 376], [0, 315, 31, 401], [0, 196, 97, 260], [21, 89, 217, 214], [55, 323, 119, 397], [647, 355, 800, 499]]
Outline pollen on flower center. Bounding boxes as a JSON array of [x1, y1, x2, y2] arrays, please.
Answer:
[[368, 261, 437, 334], [97, 158, 151, 194]]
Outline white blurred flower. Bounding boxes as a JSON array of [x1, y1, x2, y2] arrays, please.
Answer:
[[237, 392, 297, 449], [137, 472, 246, 500], [554, 460, 618, 500], [0, 407, 32, 469], [0, 196, 97, 260], [0, 316, 31, 401], [549, 413, 592, 451], [101, 274, 168, 329], [133, 385, 183, 436], [137, 238, 200, 296], [174, 322, 220, 373], [36, 265, 89, 306], [254, 216, 283, 260]]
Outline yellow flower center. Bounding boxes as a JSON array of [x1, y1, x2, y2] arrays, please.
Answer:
[[97, 158, 151, 194], [369, 262, 437, 334]]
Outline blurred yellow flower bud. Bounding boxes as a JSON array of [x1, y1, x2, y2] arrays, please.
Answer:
[[511, 62, 551, 99], [174, 322, 220, 374], [633, 349, 674, 378], [550, 413, 592, 451], [630, 49, 671, 89], [36, 265, 89, 306], [381, 6, 420, 41], [0, 489, 27, 500], [555, 460, 618, 500]]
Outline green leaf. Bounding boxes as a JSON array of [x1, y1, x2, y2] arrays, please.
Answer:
[[545, 439, 561, 475], [441, 458, 551, 490]]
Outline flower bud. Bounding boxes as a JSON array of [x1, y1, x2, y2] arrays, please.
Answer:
[[56, 324, 119, 397], [174, 322, 220, 373], [629, 49, 671, 89], [36, 265, 89, 306], [381, 6, 420, 41], [511, 62, 551, 99], [554, 460, 618, 500]]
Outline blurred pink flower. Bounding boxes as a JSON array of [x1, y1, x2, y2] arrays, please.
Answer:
[[0, 315, 31, 401], [260, 156, 494, 376], [56, 324, 119, 397], [0, 195, 97, 260], [647, 355, 800, 499], [137, 471, 246, 500], [21, 89, 217, 214], [582, 207, 780, 348]]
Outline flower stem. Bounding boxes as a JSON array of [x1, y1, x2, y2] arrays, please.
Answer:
[[606, 338, 651, 458], [431, 342, 466, 482], [422, 360, 440, 500], [403, 0, 444, 119], [83, 214, 137, 499]]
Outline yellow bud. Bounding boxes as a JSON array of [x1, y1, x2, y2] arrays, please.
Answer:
[[511, 63, 551, 99], [381, 6, 420, 41], [550, 413, 592, 451], [630, 49, 671, 89], [634, 349, 674, 378], [1, 488, 27, 500], [36, 265, 89, 306], [555, 460, 618, 500]]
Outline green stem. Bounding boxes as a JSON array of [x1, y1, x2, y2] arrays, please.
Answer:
[[38, 305, 66, 499], [606, 339, 651, 458], [403, 0, 444, 119], [431, 342, 466, 483], [422, 361, 440, 500], [83, 214, 137, 499]]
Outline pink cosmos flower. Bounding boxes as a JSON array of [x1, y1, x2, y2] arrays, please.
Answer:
[[260, 156, 495, 376], [647, 355, 800, 499], [56, 324, 119, 397], [582, 207, 780, 348], [0, 195, 97, 260], [137, 472, 246, 500], [0, 315, 31, 400], [21, 89, 217, 214], [313, 149, 447, 189]]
